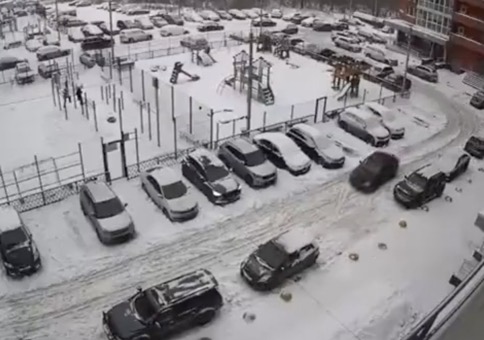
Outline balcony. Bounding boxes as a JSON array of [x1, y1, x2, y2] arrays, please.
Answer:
[[454, 12, 484, 31], [450, 33, 484, 55], [459, 0, 484, 11]]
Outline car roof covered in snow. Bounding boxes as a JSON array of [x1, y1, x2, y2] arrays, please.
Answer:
[[254, 132, 295, 149], [291, 123, 322, 139], [189, 148, 224, 167], [85, 181, 116, 203], [147, 167, 182, 186], [274, 228, 315, 254], [344, 107, 374, 120], [415, 163, 442, 178], [0, 206, 22, 232], [364, 102, 390, 114], [225, 137, 258, 154]]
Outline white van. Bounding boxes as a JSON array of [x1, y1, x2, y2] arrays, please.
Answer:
[[119, 28, 153, 43], [160, 25, 188, 37], [364, 45, 386, 63]]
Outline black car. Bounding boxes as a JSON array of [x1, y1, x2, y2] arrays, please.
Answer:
[[349, 152, 399, 193], [0, 56, 25, 71], [332, 22, 349, 31], [393, 165, 447, 208], [381, 73, 412, 92], [0, 208, 41, 277], [313, 21, 333, 32], [103, 269, 223, 340], [197, 21, 224, 32], [252, 18, 276, 27], [240, 228, 319, 290], [116, 19, 137, 30], [79, 52, 96, 68], [438, 153, 470, 182], [464, 136, 484, 159], [470, 90, 484, 109], [290, 14, 309, 24], [281, 24, 298, 35], [99, 22, 120, 35], [161, 13, 184, 25], [81, 36, 114, 51], [181, 149, 241, 205]]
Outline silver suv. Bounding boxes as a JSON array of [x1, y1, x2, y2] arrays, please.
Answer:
[[218, 138, 277, 188], [338, 107, 390, 147], [334, 36, 362, 52], [79, 182, 135, 244]]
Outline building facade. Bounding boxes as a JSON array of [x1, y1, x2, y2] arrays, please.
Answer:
[[391, 0, 484, 74]]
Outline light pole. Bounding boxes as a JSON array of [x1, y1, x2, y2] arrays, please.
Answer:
[[246, 32, 254, 132], [402, 25, 413, 93], [54, 0, 60, 42], [108, 0, 115, 79]]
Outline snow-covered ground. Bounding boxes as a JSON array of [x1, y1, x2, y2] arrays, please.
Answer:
[[2, 5, 484, 340]]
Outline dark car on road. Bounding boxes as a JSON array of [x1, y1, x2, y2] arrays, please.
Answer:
[[36, 46, 70, 61], [407, 64, 438, 82], [0, 207, 41, 278], [181, 149, 241, 205], [393, 165, 447, 208], [197, 21, 224, 32], [81, 36, 113, 50], [79, 52, 96, 68], [313, 20, 333, 32], [38, 62, 60, 79], [116, 19, 137, 30], [0, 56, 25, 71], [252, 18, 276, 27], [103, 269, 223, 340], [240, 228, 319, 290], [217, 137, 277, 188], [381, 73, 412, 92], [290, 14, 309, 24], [470, 90, 484, 110], [350, 152, 399, 193], [464, 136, 484, 159], [281, 23, 298, 34]]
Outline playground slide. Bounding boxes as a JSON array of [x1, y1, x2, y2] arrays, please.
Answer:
[[335, 82, 352, 101], [198, 51, 215, 67]]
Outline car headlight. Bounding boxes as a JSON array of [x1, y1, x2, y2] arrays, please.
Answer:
[[258, 273, 272, 283], [212, 191, 222, 197], [4, 261, 14, 269], [362, 181, 372, 187]]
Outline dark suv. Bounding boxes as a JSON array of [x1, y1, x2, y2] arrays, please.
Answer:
[[393, 166, 447, 208], [103, 269, 223, 340], [470, 91, 484, 110], [349, 152, 399, 193], [464, 136, 484, 159], [81, 36, 114, 51], [181, 149, 241, 205]]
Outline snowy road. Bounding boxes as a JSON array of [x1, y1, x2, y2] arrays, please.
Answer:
[[0, 72, 481, 340]]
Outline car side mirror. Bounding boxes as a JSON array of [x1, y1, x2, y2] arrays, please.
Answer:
[[124, 203, 128, 208], [136, 286, 143, 294]]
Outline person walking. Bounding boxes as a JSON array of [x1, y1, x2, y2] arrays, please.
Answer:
[[76, 85, 84, 106]]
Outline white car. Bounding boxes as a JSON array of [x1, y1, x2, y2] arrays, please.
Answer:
[[241, 9, 258, 19], [134, 17, 154, 30], [228, 9, 247, 19], [25, 38, 43, 51], [334, 36, 362, 52], [271, 9, 283, 18], [364, 45, 386, 63], [81, 24, 104, 37], [141, 167, 199, 221], [183, 11, 203, 22], [338, 107, 390, 147], [119, 28, 152, 43], [43, 34, 60, 46], [253, 132, 312, 176], [286, 124, 345, 168], [360, 102, 405, 139], [159, 25, 188, 37], [199, 10, 220, 21]]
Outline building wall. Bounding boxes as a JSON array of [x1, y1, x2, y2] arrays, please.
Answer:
[[415, 0, 454, 35], [448, 44, 483, 72]]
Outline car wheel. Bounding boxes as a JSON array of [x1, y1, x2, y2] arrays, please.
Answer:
[[338, 120, 348, 131], [128, 38, 133, 43], [367, 135, 375, 146], [244, 175, 254, 187], [81, 203, 86, 216], [196, 308, 216, 326]]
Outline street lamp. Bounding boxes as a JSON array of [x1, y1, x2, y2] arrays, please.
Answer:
[[402, 24, 413, 94]]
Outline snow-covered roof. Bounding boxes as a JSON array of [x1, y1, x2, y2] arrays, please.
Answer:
[[189, 148, 224, 167], [228, 137, 258, 154], [254, 132, 295, 150], [274, 228, 315, 254], [85, 182, 115, 203], [416, 163, 441, 178], [292, 123, 322, 140], [0, 206, 22, 232], [345, 107, 374, 120], [149, 167, 182, 187]]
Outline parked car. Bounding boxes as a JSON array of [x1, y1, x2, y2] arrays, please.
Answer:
[[0, 207, 41, 277], [464, 135, 484, 159], [215, 10, 232, 20], [338, 107, 390, 147], [67, 27, 85, 42], [79, 52, 96, 68], [25, 38, 43, 51], [197, 21, 224, 32], [407, 64, 438, 82], [160, 25, 188, 36], [393, 165, 447, 208], [350, 151, 399, 193], [313, 19, 333, 32], [150, 16, 168, 28], [281, 23, 298, 34], [241, 9, 258, 19], [282, 13, 296, 21], [126, 7, 150, 15], [120, 28, 152, 43], [36, 46, 70, 61], [102, 269, 223, 340], [359, 102, 405, 139], [80, 182, 135, 244], [217, 138, 277, 188], [180, 36, 208, 49], [38, 62, 60, 78], [181, 149, 241, 205], [183, 11, 204, 22], [134, 16, 154, 30], [228, 9, 247, 19], [364, 45, 386, 63], [14, 62, 35, 84], [334, 36, 362, 52], [63, 17, 87, 27], [290, 13, 309, 24], [381, 73, 412, 92], [42, 34, 60, 46], [75, 0, 91, 7], [470, 90, 484, 109], [141, 167, 198, 221], [240, 228, 319, 290], [99, 22, 119, 35], [253, 132, 312, 176], [331, 30, 364, 43], [286, 124, 345, 168], [81, 36, 113, 50], [252, 17, 276, 27], [300, 16, 316, 27], [434, 152, 471, 182], [332, 22, 349, 31], [160, 13, 184, 25], [199, 10, 220, 21], [116, 19, 137, 30], [270, 8, 283, 18]]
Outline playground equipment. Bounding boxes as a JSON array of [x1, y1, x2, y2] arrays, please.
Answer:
[[220, 50, 275, 106], [274, 36, 290, 60], [193, 47, 216, 67], [332, 62, 361, 100], [256, 33, 272, 53], [169, 61, 200, 84]]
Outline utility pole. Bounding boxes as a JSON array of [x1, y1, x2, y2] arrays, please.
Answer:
[[402, 25, 412, 93], [373, 0, 379, 17], [246, 32, 254, 132], [108, 0, 115, 79], [54, 0, 60, 42]]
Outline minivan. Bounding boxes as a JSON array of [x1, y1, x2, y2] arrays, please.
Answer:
[[160, 24, 188, 37], [119, 28, 152, 43]]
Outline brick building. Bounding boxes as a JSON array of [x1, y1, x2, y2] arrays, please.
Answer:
[[387, 0, 484, 74]]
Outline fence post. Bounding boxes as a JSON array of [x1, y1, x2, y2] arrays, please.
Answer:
[[0, 166, 10, 205], [148, 102, 152, 141], [56, 85, 62, 113], [363, 89, 367, 103], [100, 85, 104, 101], [232, 120, 236, 136], [322, 97, 328, 122], [139, 102, 144, 134], [120, 91, 125, 111], [378, 83, 383, 103], [263, 111, 267, 130], [393, 92, 397, 103], [113, 84, 117, 113], [34, 155, 46, 205], [156, 85, 161, 147], [173, 117, 178, 158], [129, 65, 133, 92], [12, 171, 22, 202], [101, 137, 111, 184], [134, 128, 140, 174], [343, 91, 348, 108], [84, 93, 89, 119], [93, 101, 98, 132], [51, 77, 56, 107], [78, 143, 86, 182], [209, 109, 214, 149], [141, 70, 146, 102], [118, 98, 128, 178], [314, 99, 319, 123], [215, 122, 220, 149], [290, 105, 295, 121], [189, 96, 193, 134]]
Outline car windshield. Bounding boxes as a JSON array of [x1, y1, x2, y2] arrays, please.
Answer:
[[162, 180, 187, 200], [0, 227, 28, 253], [245, 150, 266, 167], [255, 241, 288, 269], [95, 198, 124, 219], [361, 156, 381, 174], [407, 172, 427, 189], [205, 164, 229, 182], [314, 135, 332, 150], [366, 116, 381, 129], [133, 289, 162, 321]]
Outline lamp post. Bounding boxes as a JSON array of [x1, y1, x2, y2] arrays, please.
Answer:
[[54, 0, 60, 42], [108, 0, 115, 79], [402, 25, 413, 93]]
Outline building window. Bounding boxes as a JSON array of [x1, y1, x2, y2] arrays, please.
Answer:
[[457, 26, 465, 35], [459, 4, 467, 14]]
